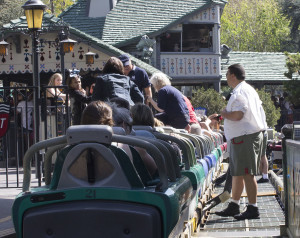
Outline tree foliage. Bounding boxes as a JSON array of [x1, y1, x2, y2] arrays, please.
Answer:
[[256, 88, 281, 128], [0, 0, 26, 27], [279, 0, 300, 52], [43, 0, 76, 16], [283, 52, 300, 107], [221, 0, 290, 52], [0, 0, 76, 27], [190, 88, 227, 116], [191, 87, 280, 129]]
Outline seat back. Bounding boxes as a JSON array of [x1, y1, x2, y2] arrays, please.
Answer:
[[57, 143, 132, 189]]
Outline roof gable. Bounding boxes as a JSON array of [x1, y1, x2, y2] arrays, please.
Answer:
[[221, 52, 290, 82], [1, 14, 163, 76], [60, 0, 105, 39], [102, 0, 226, 46]]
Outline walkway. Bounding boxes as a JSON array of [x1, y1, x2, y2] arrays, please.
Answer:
[[0, 168, 38, 238], [195, 175, 285, 237]]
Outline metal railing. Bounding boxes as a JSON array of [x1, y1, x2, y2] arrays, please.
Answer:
[[0, 86, 71, 188], [276, 109, 300, 132]]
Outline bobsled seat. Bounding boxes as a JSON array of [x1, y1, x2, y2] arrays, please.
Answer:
[[22, 201, 161, 238], [50, 138, 143, 190], [13, 125, 196, 238]]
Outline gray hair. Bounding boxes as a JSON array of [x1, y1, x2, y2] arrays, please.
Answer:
[[150, 72, 171, 91]]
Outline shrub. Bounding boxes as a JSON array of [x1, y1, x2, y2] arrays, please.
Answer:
[[256, 88, 281, 128], [191, 87, 227, 116]]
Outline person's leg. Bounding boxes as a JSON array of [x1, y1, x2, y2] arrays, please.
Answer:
[[234, 132, 262, 220], [234, 173, 260, 220], [231, 176, 244, 201], [257, 154, 269, 183], [243, 174, 257, 204], [215, 168, 243, 217], [257, 131, 269, 183], [260, 154, 268, 175]]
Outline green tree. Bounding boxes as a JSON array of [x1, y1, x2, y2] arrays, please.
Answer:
[[190, 88, 227, 116], [256, 88, 281, 128], [283, 52, 300, 107], [43, 0, 76, 16], [191, 87, 280, 128], [221, 0, 290, 52], [279, 0, 300, 52], [0, 0, 26, 27]]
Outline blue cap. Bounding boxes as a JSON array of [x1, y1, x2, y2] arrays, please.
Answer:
[[119, 54, 130, 66]]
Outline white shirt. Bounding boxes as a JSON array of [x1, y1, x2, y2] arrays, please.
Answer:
[[224, 81, 267, 141], [17, 101, 34, 130]]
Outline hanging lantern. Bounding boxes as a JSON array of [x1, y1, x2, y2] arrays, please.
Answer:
[[0, 40, 9, 56], [60, 38, 77, 53], [22, 0, 47, 30], [85, 51, 96, 64]]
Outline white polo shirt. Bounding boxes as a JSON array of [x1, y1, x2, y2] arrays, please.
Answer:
[[224, 81, 267, 141]]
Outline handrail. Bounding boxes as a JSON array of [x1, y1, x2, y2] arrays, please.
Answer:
[[23, 136, 68, 192]]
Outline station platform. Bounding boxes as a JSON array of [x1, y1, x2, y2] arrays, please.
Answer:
[[195, 175, 286, 238], [0, 168, 38, 238]]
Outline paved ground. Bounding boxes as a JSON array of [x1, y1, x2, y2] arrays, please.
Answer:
[[0, 168, 38, 238]]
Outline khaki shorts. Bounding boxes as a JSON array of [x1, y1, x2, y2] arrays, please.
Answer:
[[229, 131, 263, 176]]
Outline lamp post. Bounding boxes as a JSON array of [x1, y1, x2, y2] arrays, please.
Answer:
[[59, 30, 77, 85], [85, 51, 96, 65], [22, 0, 46, 185], [0, 40, 9, 56]]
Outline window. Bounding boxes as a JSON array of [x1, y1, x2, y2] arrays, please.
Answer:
[[160, 24, 214, 53], [182, 24, 213, 52], [160, 32, 181, 52]]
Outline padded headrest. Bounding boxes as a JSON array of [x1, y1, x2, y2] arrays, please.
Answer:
[[67, 125, 113, 144], [135, 130, 156, 139], [113, 126, 126, 135]]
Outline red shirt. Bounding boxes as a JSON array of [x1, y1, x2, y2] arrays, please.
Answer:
[[184, 96, 198, 124]]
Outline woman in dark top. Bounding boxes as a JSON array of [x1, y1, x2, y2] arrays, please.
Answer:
[[67, 75, 92, 125], [147, 72, 190, 129], [92, 57, 144, 106]]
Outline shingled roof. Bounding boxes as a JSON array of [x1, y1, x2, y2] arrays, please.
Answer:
[[221, 52, 290, 83], [101, 0, 226, 47], [1, 14, 163, 76], [60, 0, 105, 39]]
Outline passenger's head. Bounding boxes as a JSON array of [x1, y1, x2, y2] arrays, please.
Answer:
[[102, 57, 124, 75], [150, 72, 171, 91], [67, 75, 81, 90], [119, 54, 133, 75], [89, 83, 95, 95], [81, 101, 113, 126], [48, 73, 63, 86], [131, 103, 155, 127], [154, 118, 164, 127], [109, 97, 130, 110], [227, 64, 245, 81], [110, 104, 132, 134]]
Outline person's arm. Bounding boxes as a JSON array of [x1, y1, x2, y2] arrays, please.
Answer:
[[73, 90, 92, 103], [143, 86, 152, 105], [221, 109, 244, 121], [147, 96, 164, 112], [129, 80, 144, 103], [47, 88, 66, 100], [144, 85, 152, 98], [46, 88, 56, 98], [91, 77, 106, 101], [58, 92, 66, 100]]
